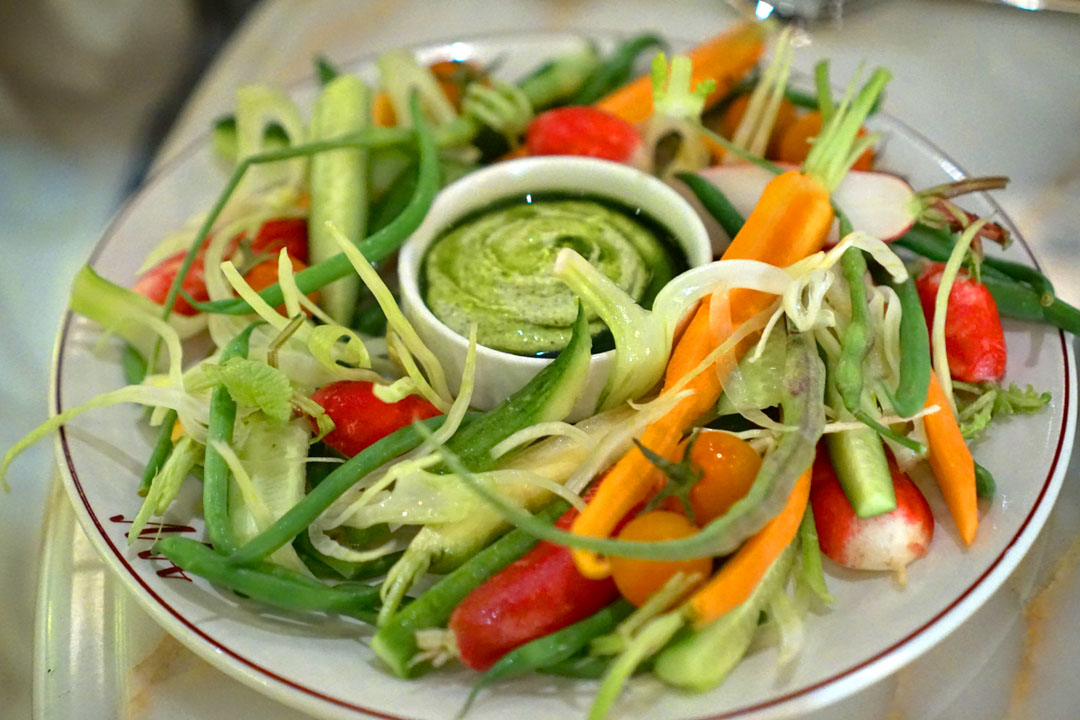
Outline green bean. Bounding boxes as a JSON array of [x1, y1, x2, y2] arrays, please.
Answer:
[[188, 97, 439, 317], [462, 600, 634, 715], [885, 272, 933, 419], [137, 409, 178, 497], [836, 247, 873, 413], [160, 125, 413, 325], [896, 224, 1054, 298], [315, 55, 339, 85], [569, 33, 665, 105], [202, 324, 258, 554], [122, 344, 148, 385], [675, 171, 745, 239], [537, 654, 617, 679], [292, 528, 404, 581], [895, 225, 1080, 334], [153, 536, 379, 622], [370, 500, 569, 679], [974, 461, 996, 499], [225, 415, 448, 566]]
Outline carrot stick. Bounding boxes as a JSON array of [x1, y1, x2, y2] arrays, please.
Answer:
[[923, 372, 978, 546], [594, 22, 767, 125], [685, 467, 810, 628]]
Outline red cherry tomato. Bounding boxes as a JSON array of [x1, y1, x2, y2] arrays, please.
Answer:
[[132, 252, 209, 316], [525, 106, 642, 163], [251, 217, 308, 263], [133, 218, 309, 315], [310, 380, 441, 457]]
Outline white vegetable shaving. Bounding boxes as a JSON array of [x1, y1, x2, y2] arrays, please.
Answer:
[[490, 422, 596, 460], [327, 221, 452, 403]]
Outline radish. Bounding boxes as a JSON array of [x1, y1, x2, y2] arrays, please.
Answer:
[[810, 451, 933, 586], [448, 498, 620, 670], [683, 163, 1008, 247]]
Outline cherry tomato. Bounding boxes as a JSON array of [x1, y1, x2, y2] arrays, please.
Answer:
[[250, 217, 308, 263], [685, 431, 763, 526], [525, 106, 642, 163], [133, 218, 308, 315], [310, 381, 441, 457], [609, 510, 712, 607]]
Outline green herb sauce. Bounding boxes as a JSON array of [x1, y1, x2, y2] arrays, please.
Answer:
[[422, 194, 685, 356]]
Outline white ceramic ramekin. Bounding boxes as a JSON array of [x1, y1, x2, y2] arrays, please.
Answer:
[[398, 156, 711, 420]]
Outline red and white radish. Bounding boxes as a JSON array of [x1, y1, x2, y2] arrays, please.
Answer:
[[810, 452, 933, 585], [448, 499, 620, 670], [685, 163, 1008, 247]]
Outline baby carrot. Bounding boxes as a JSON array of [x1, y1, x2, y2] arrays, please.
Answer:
[[684, 468, 810, 627], [594, 22, 766, 124], [923, 372, 978, 546]]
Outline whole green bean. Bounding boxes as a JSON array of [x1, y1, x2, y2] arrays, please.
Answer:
[[153, 536, 379, 622], [974, 461, 996, 499], [202, 324, 258, 554], [895, 224, 1055, 298], [884, 272, 932, 419], [370, 500, 569, 679], [137, 408, 178, 497], [569, 33, 665, 105], [675, 171, 745, 240], [836, 247, 873, 413], [537, 654, 616, 679], [122, 343, 148, 385], [292, 528, 403, 581], [225, 415, 448, 566], [465, 600, 634, 713], [189, 97, 439, 316], [895, 225, 1080, 334]]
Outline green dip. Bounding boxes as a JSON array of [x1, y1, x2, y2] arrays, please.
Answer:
[[422, 196, 682, 356]]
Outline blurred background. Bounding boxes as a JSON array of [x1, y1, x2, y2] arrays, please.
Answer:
[[0, 2, 253, 718], [1, 1, 1078, 719]]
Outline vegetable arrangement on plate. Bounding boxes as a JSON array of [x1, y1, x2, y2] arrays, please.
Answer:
[[4, 20, 1073, 720]]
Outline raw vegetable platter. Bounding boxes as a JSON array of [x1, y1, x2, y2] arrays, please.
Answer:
[[46, 28, 1076, 720]]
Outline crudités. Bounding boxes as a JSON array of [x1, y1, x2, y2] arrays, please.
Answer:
[[422, 195, 682, 355], [2, 20, 1072, 720]]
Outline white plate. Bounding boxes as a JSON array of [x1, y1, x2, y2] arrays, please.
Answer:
[[52, 30, 1077, 720]]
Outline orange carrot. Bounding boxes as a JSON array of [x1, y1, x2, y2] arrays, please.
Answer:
[[594, 22, 766, 125], [776, 110, 874, 171], [923, 372, 978, 546], [570, 68, 891, 579], [684, 468, 810, 627], [570, 170, 834, 579]]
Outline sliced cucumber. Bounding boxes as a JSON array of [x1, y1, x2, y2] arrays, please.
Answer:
[[309, 73, 371, 326]]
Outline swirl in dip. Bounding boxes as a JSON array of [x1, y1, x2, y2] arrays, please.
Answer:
[[422, 195, 683, 356]]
